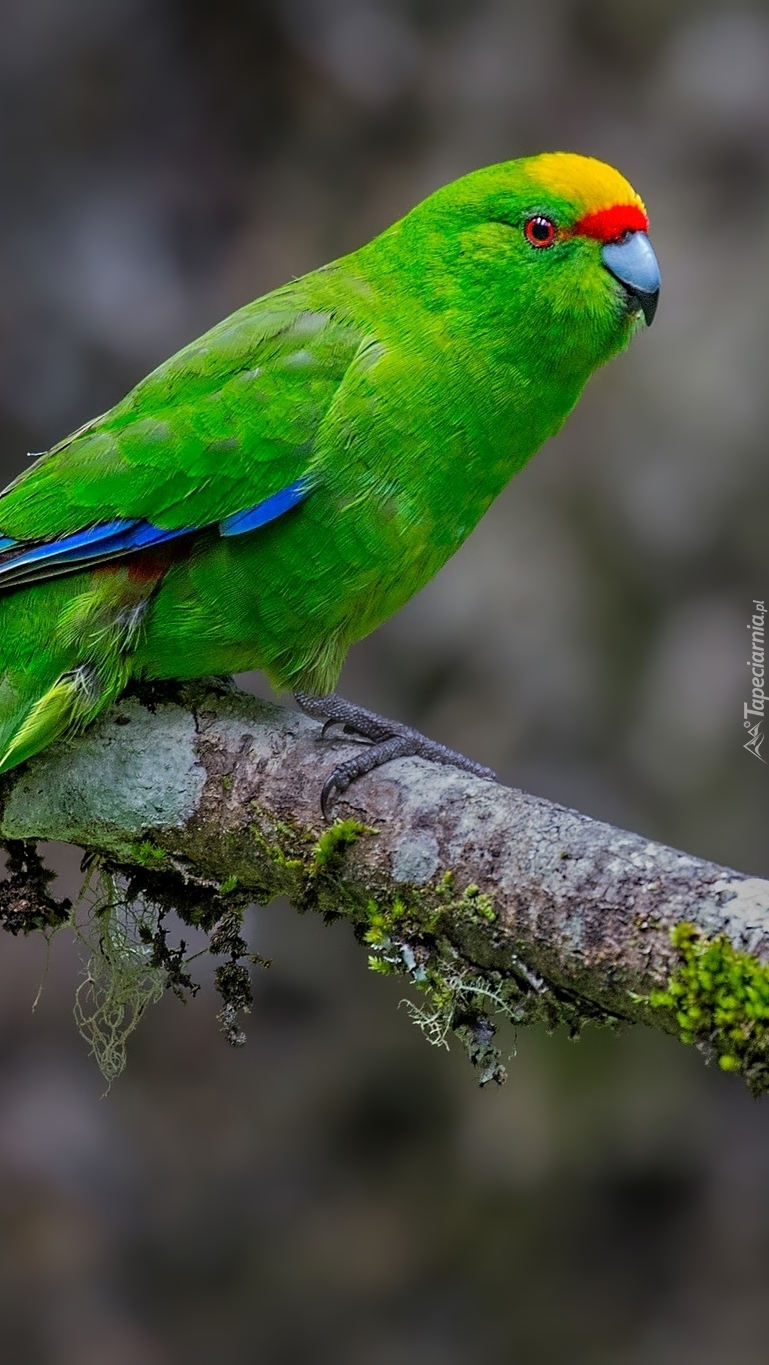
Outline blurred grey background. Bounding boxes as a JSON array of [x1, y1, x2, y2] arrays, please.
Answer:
[[0, 0, 767, 1361]]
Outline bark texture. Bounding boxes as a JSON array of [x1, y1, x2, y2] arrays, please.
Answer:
[[1, 682, 768, 1085]]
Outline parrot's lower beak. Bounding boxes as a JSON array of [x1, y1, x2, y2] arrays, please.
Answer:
[[601, 231, 660, 326]]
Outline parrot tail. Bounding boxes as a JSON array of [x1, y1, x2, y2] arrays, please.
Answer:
[[0, 562, 164, 773], [0, 659, 127, 773]]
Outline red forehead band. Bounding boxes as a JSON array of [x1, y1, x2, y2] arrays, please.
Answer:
[[572, 203, 648, 242]]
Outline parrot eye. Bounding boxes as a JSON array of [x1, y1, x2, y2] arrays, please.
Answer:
[[524, 215, 557, 248]]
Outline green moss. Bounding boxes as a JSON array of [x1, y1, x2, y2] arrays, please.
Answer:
[[447, 880, 496, 925], [648, 923, 769, 1094], [367, 955, 395, 975], [359, 877, 538, 1086], [131, 841, 168, 869], [247, 822, 304, 878], [312, 819, 374, 870], [26, 794, 605, 1088], [354, 867, 612, 1086]]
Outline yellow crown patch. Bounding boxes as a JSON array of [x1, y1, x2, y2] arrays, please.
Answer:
[[523, 152, 646, 217]]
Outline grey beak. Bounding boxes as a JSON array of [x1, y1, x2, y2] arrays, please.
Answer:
[[601, 231, 660, 326]]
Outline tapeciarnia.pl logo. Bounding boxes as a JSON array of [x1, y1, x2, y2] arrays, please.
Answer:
[[744, 599, 766, 762]]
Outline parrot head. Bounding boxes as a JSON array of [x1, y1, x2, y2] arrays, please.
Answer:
[[515, 151, 660, 328], [389, 151, 660, 384]]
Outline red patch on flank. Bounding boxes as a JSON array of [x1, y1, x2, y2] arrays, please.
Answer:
[[126, 542, 188, 584], [573, 203, 648, 242]]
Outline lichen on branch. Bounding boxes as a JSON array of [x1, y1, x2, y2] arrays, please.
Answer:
[[0, 682, 767, 1092]]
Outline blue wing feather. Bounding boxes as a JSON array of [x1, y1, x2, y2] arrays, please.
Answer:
[[219, 476, 309, 536], [0, 518, 191, 585], [0, 475, 311, 591]]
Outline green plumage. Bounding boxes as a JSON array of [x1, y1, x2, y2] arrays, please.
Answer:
[[0, 153, 648, 771]]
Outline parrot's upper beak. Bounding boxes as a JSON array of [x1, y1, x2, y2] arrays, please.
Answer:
[[601, 231, 660, 326]]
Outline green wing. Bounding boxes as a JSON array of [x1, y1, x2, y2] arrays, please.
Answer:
[[0, 273, 370, 542]]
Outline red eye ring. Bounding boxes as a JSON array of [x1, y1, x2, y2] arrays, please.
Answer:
[[524, 215, 557, 248]]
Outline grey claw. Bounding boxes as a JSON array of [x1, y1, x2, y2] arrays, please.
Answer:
[[295, 691, 497, 817], [320, 772, 340, 821]]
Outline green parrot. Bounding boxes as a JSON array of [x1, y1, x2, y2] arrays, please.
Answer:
[[0, 151, 659, 812]]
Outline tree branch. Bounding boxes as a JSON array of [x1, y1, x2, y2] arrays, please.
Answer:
[[2, 682, 769, 1090]]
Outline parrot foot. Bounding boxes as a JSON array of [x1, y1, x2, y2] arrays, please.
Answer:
[[294, 692, 496, 819]]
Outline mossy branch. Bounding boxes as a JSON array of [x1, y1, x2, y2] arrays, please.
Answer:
[[1, 680, 769, 1091]]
